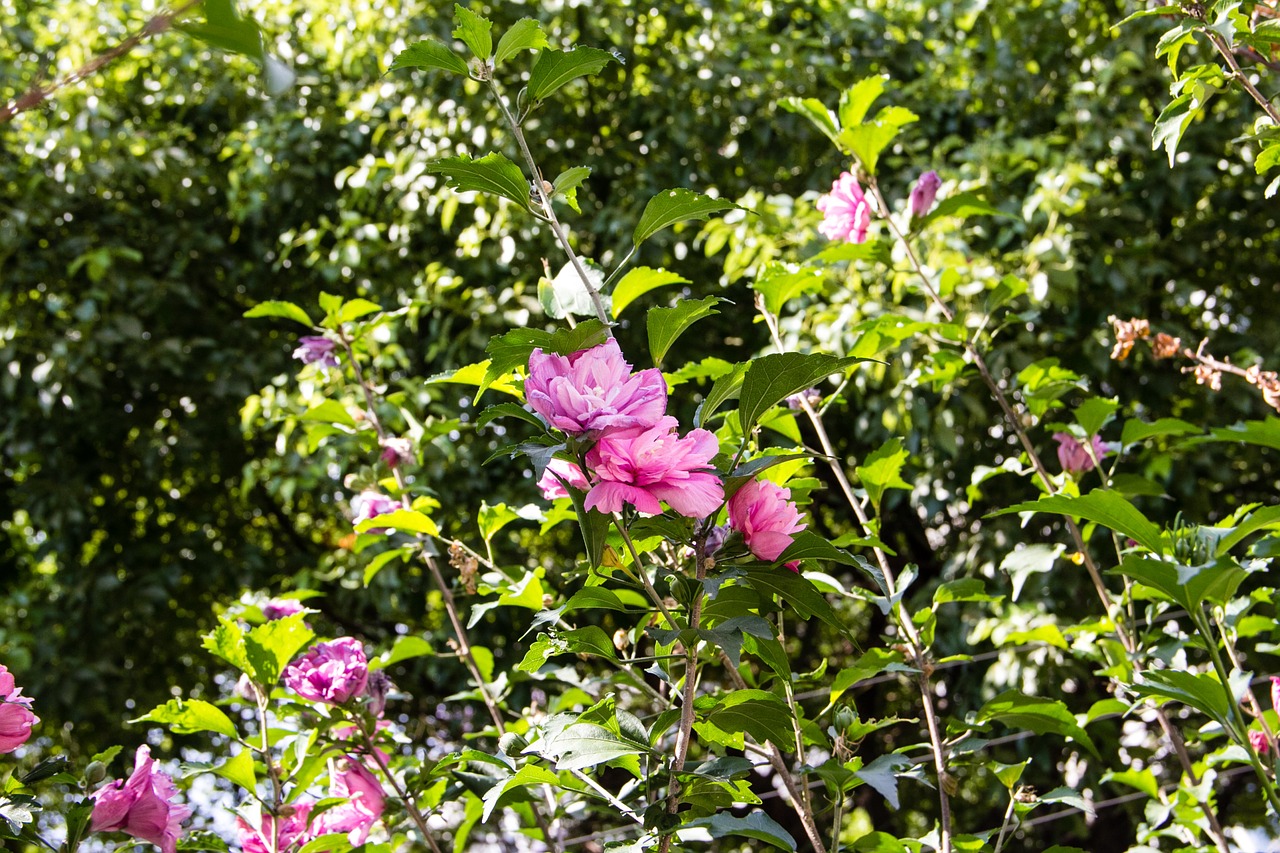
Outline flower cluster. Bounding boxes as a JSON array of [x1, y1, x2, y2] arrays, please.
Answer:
[[529, 340, 722, 518], [283, 637, 370, 705], [90, 745, 191, 853], [292, 336, 340, 369], [0, 664, 37, 754], [529, 340, 807, 562]]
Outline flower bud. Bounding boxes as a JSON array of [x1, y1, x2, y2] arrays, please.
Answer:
[[84, 761, 107, 785]]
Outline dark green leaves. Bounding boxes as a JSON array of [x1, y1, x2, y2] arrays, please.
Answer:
[[528, 47, 619, 103], [452, 4, 493, 61], [1132, 669, 1237, 732], [494, 19, 549, 65], [178, 0, 263, 63], [634, 189, 743, 246], [706, 690, 795, 749], [427, 153, 532, 212], [992, 490, 1164, 555], [647, 296, 721, 368], [738, 352, 861, 433], [975, 691, 1098, 757], [389, 39, 470, 76], [685, 812, 797, 851]]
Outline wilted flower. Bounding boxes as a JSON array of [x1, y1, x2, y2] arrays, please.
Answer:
[[786, 388, 823, 410], [584, 416, 724, 518], [1250, 729, 1272, 755], [1107, 316, 1150, 361], [263, 598, 306, 621], [379, 437, 413, 468], [729, 479, 808, 562], [909, 170, 942, 218], [1053, 433, 1110, 475], [816, 171, 872, 243], [0, 665, 37, 754], [292, 336, 339, 369], [238, 803, 314, 853], [366, 670, 393, 718], [352, 492, 399, 534], [537, 457, 590, 500], [312, 757, 385, 846], [90, 745, 191, 853], [283, 638, 369, 705], [525, 339, 667, 435], [1151, 332, 1182, 360]]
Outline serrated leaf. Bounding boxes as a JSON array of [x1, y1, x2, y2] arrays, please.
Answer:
[[1120, 417, 1199, 445], [376, 635, 434, 668], [245, 613, 314, 686], [990, 490, 1163, 555], [829, 649, 911, 706], [243, 300, 313, 326], [610, 267, 690, 318], [976, 691, 1098, 757], [355, 508, 439, 537], [857, 437, 911, 511], [203, 618, 255, 679], [647, 296, 721, 368], [837, 105, 917, 174], [299, 400, 355, 428], [779, 96, 840, 148], [178, 0, 263, 62], [494, 18, 549, 65], [564, 586, 647, 612], [1133, 669, 1236, 730], [741, 561, 843, 629], [1152, 92, 1197, 167], [738, 352, 860, 433], [452, 4, 492, 60], [686, 812, 797, 851], [133, 698, 237, 738], [527, 46, 618, 103], [480, 764, 558, 822], [1182, 418, 1280, 451], [337, 298, 381, 324], [708, 690, 795, 749], [751, 262, 825, 316], [838, 76, 888, 127], [1073, 397, 1119, 438], [633, 188, 743, 246], [20, 756, 69, 785], [213, 749, 257, 793], [540, 260, 607, 319], [388, 39, 470, 76], [427, 153, 531, 212], [539, 722, 649, 770], [550, 165, 591, 213], [916, 190, 1007, 229], [854, 753, 913, 809], [933, 578, 999, 605], [695, 361, 749, 427], [475, 401, 545, 431], [1113, 554, 1250, 611]]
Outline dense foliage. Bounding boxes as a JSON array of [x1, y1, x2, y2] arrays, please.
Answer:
[[4, 1, 1280, 851]]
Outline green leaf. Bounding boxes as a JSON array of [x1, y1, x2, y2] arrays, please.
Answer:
[[133, 698, 237, 738], [990, 490, 1163, 555], [452, 4, 492, 61], [427, 152, 531, 212], [708, 690, 796, 749], [610, 267, 690, 318], [829, 649, 912, 706], [527, 46, 618, 103], [1183, 418, 1280, 451], [355, 508, 439, 537], [738, 352, 861, 433], [854, 753, 914, 809], [1133, 669, 1235, 730], [213, 749, 257, 793], [993, 759, 1030, 790], [337, 298, 381, 324], [564, 587, 647, 612], [540, 260, 607, 320], [1040, 787, 1095, 818], [243, 300, 313, 327], [933, 578, 999, 605], [1000, 543, 1065, 602], [562, 626, 619, 660], [695, 361, 749, 427], [685, 812, 797, 851], [976, 691, 1098, 757], [1120, 417, 1200, 445], [203, 618, 255, 678], [837, 76, 888, 127], [299, 400, 355, 428], [550, 165, 591, 213], [538, 720, 650, 770], [1152, 92, 1198, 167], [388, 39, 470, 76], [475, 401, 545, 432], [480, 765, 558, 822], [1217, 505, 1280, 553], [375, 635, 435, 669], [752, 262, 825, 317], [1112, 5, 1182, 29], [494, 18, 549, 65], [779, 96, 840, 148], [480, 320, 609, 400], [741, 561, 843, 630], [837, 105, 918, 175], [1113, 555, 1250, 611], [916, 190, 1008, 229], [178, 0, 263, 62], [647, 296, 721, 368], [245, 613, 314, 686], [565, 479, 611, 569], [857, 437, 911, 511], [1073, 397, 1119, 439], [633, 188, 743, 246]]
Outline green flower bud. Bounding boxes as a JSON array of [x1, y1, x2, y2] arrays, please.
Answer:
[[84, 760, 107, 785]]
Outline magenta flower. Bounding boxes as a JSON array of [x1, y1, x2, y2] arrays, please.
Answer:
[[90, 745, 191, 853], [525, 339, 667, 436], [352, 492, 399, 534], [312, 757, 385, 846], [584, 416, 724, 517], [816, 171, 872, 243], [1272, 676, 1280, 712], [537, 457, 590, 500], [0, 664, 37, 754], [1053, 433, 1110, 475], [283, 638, 369, 705], [909, 170, 942, 218], [292, 336, 339, 369], [379, 437, 413, 468], [1251, 729, 1272, 755], [729, 479, 808, 562], [263, 598, 305, 621], [238, 803, 315, 853]]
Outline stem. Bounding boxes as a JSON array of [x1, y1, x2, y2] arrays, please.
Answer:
[[862, 175, 1236, 851], [256, 689, 284, 853], [611, 513, 682, 630], [1202, 28, 1280, 126], [361, 729, 445, 853], [1, 0, 206, 124], [485, 78, 613, 331], [758, 300, 952, 853], [991, 794, 1017, 853]]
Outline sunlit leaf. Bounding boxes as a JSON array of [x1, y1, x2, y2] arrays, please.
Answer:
[[633, 188, 743, 246]]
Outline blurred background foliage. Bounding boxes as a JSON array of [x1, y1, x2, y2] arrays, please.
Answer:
[[3, 0, 1279, 848]]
